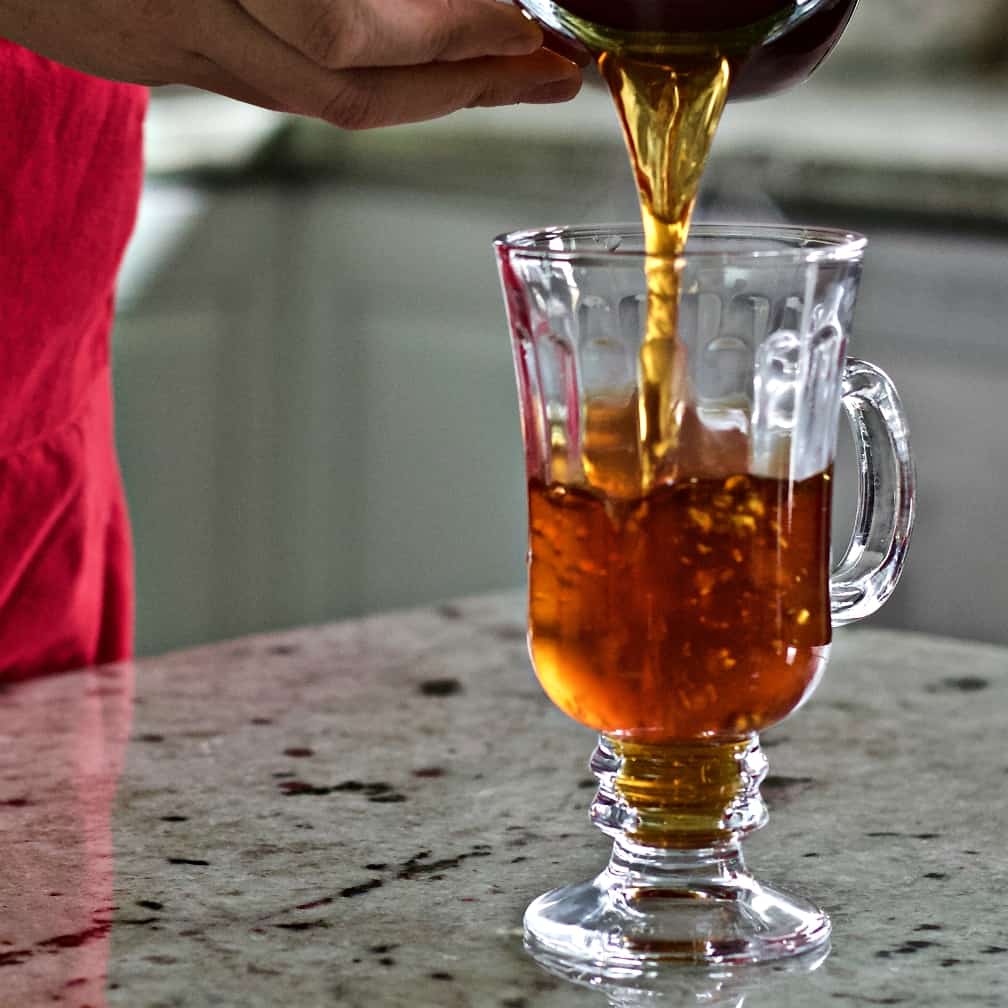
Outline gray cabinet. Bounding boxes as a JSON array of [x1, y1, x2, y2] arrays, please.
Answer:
[[115, 165, 1008, 653]]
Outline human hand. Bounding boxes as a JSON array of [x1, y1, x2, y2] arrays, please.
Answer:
[[1, 0, 583, 127]]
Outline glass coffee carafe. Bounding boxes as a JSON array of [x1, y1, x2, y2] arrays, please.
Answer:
[[519, 0, 859, 97]]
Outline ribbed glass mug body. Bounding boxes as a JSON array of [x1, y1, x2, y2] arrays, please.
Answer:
[[498, 225, 865, 743]]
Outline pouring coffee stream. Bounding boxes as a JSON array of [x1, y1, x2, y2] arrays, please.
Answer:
[[517, 0, 859, 498]]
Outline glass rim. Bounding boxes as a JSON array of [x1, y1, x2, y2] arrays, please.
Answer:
[[493, 223, 867, 265]]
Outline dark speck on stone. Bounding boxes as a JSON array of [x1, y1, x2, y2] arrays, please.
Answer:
[[762, 775, 815, 790], [981, 946, 1007, 954], [923, 872, 947, 880], [578, 778, 596, 789], [279, 780, 332, 796], [339, 879, 383, 898], [419, 678, 462, 697], [914, 924, 943, 932], [865, 831, 902, 838], [511, 856, 527, 863], [41, 923, 109, 947], [250, 717, 273, 726], [491, 624, 526, 642], [274, 921, 331, 931], [396, 848, 488, 880], [160, 815, 188, 823], [0, 797, 31, 808], [940, 958, 961, 967], [334, 781, 400, 799], [273, 771, 296, 779], [368, 793, 407, 803], [883, 941, 937, 956], [802, 852, 819, 858], [378, 956, 396, 966], [269, 644, 298, 656], [759, 776, 815, 804], [369, 944, 398, 954], [166, 858, 210, 866], [926, 676, 989, 693], [437, 604, 463, 620], [295, 897, 333, 911], [283, 747, 314, 758], [430, 972, 454, 981], [413, 767, 445, 778], [136, 900, 164, 911], [364, 862, 387, 871], [913, 833, 939, 839], [136, 733, 165, 743]]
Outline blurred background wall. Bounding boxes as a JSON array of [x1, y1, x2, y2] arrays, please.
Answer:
[[114, 1, 1008, 655]]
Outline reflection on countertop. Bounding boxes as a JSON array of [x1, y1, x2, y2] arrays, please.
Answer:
[[0, 665, 133, 1006]]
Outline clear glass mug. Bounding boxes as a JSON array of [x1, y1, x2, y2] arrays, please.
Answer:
[[494, 224, 915, 976]]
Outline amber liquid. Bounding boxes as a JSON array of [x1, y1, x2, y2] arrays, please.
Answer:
[[524, 11, 836, 745], [528, 470, 832, 741]]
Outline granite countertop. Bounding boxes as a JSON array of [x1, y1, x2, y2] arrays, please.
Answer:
[[1, 592, 1006, 1007]]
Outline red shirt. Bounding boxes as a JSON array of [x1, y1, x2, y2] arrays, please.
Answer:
[[0, 41, 146, 677]]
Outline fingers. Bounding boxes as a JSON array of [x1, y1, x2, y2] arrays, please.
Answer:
[[235, 0, 544, 69], [540, 27, 592, 67], [317, 51, 583, 129]]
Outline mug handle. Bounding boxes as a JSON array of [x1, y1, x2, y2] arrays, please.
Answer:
[[830, 357, 917, 628]]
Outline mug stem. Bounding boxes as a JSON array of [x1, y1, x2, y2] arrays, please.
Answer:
[[590, 734, 768, 848]]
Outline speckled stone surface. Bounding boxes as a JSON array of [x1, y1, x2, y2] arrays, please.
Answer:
[[1, 591, 1006, 1007]]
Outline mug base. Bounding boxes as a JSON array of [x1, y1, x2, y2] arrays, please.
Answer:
[[524, 867, 831, 978]]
